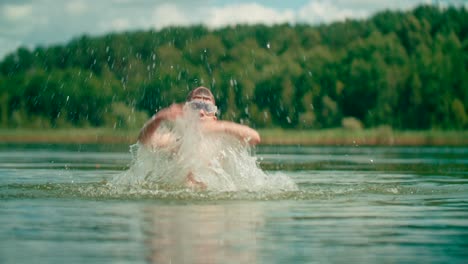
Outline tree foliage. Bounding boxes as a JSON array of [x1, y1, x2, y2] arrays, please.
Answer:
[[0, 5, 467, 130]]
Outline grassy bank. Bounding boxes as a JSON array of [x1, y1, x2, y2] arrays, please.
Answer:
[[1, 128, 467, 146], [259, 128, 468, 146], [0, 128, 137, 144]]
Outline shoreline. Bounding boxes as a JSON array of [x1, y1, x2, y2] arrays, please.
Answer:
[[0, 128, 467, 146]]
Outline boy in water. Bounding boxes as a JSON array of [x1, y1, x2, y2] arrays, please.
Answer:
[[138, 86, 260, 188]]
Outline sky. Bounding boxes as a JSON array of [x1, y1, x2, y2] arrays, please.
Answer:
[[0, 0, 466, 60]]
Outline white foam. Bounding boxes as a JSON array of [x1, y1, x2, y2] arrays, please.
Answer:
[[112, 111, 297, 192]]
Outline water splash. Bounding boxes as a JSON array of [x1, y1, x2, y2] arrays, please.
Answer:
[[111, 111, 297, 194]]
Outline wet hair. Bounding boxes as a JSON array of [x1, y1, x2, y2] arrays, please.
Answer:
[[186, 86, 215, 104]]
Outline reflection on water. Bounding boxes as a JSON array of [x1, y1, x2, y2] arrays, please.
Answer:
[[143, 203, 263, 264], [0, 144, 467, 263]]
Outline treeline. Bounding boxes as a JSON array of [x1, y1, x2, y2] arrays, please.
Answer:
[[0, 5, 467, 130]]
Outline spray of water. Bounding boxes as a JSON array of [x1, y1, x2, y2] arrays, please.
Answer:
[[111, 110, 297, 194]]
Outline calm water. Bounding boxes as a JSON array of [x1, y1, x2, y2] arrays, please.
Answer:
[[0, 143, 467, 263]]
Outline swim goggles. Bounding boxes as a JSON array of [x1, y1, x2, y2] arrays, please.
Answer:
[[186, 100, 218, 114]]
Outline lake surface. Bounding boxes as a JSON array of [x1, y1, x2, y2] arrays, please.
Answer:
[[0, 143, 467, 263]]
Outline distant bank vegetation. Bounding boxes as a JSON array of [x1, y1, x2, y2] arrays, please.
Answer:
[[0, 5, 467, 130]]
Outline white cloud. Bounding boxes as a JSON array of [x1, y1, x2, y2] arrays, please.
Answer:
[[146, 2, 296, 30], [65, 1, 88, 15], [298, 1, 368, 24], [2, 4, 33, 21], [109, 18, 131, 31], [0, 37, 22, 56], [206, 3, 295, 28], [150, 3, 192, 29]]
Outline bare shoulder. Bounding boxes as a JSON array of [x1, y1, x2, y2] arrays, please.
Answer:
[[138, 103, 184, 145], [203, 120, 260, 145]]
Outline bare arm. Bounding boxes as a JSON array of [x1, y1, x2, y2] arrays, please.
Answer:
[[138, 103, 183, 146], [202, 120, 261, 145]]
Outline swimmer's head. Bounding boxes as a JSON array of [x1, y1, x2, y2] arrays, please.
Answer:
[[185, 87, 218, 120], [186, 87, 215, 104]]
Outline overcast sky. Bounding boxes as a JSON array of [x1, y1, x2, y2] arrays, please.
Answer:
[[0, 0, 466, 60]]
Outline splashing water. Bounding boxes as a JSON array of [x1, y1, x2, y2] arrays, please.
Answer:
[[110, 111, 297, 194]]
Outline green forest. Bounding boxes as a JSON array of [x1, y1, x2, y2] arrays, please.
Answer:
[[0, 5, 467, 131]]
